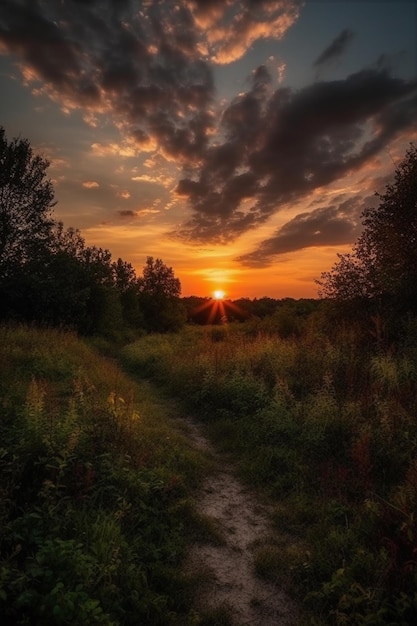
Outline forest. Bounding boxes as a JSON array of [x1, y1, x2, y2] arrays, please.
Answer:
[[1, 127, 417, 625]]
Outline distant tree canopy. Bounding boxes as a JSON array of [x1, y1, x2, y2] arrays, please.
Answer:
[[182, 295, 321, 336], [0, 127, 184, 336], [317, 144, 417, 320]]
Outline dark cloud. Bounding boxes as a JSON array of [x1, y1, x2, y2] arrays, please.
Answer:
[[313, 28, 355, 69], [238, 196, 370, 267], [0, 0, 217, 161], [0, 0, 100, 104], [188, 0, 302, 63], [118, 210, 137, 218], [176, 66, 417, 244]]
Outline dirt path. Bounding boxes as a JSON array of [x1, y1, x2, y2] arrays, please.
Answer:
[[179, 417, 300, 626]]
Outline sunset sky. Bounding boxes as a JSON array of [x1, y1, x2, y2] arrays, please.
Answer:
[[1, 0, 416, 299]]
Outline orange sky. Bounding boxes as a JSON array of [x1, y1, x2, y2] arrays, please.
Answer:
[[77, 144, 415, 299]]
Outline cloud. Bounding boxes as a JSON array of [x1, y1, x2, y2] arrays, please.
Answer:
[[82, 180, 99, 188], [238, 197, 368, 267], [313, 28, 355, 69], [191, 0, 302, 64], [91, 142, 139, 158], [118, 210, 138, 218], [176, 66, 417, 244], [131, 173, 174, 187], [137, 208, 160, 217], [117, 208, 160, 219]]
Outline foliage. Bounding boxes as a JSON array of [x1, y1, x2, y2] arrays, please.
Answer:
[[0, 325, 207, 624]]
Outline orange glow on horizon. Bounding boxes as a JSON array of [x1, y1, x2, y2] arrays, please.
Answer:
[[81, 223, 355, 300], [213, 289, 225, 300]]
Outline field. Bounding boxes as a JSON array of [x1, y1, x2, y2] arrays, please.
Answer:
[[1, 318, 417, 624], [121, 319, 417, 625]]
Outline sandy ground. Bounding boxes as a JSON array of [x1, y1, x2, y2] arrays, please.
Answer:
[[180, 417, 300, 626]]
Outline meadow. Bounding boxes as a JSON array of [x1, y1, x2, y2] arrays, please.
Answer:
[[121, 317, 417, 625], [1, 315, 416, 625]]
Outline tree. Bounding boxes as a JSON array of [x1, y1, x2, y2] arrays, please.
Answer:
[[317, 144, 417, 317], [51, 222, 86, 258], [138, 257, 184, 331], [139, 257, 181, 299], [111, 258, 144, 329], [0, 127, 55, 277], [112, 258, 138, 293]]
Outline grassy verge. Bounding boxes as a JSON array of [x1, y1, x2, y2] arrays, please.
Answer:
[[0, 324, 212, 625], [120, 323, 417, 625]]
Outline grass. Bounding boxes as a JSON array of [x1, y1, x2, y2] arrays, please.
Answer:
[[0, 324, 212, 625]]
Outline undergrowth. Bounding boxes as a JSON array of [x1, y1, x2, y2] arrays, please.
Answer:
[[121, 321, 417, 625], [0, 324, 209, 625]]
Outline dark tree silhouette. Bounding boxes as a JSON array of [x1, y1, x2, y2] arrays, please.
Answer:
[[0, 127, 55, 277], [139, 256, 181, 299], [138, 257, 184, 331], [317, 144, 417, 316], [112, 257, 138, 293]]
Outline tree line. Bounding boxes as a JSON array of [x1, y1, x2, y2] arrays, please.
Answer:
[[0, 127, 185, 337]]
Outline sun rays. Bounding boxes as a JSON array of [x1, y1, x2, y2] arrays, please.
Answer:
[[190, 293, 245, 324]]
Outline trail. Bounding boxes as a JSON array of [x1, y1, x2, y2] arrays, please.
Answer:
[[178, 417, 300, 626]]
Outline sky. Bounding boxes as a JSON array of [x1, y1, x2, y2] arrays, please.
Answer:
[[0, 0, 416, 299]]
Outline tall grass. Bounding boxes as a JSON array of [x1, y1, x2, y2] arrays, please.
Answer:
[[121, 321, 417, 624], [0, 324, 208, 625]]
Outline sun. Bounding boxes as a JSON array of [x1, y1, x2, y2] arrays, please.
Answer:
[[213, 289, 225, 300]]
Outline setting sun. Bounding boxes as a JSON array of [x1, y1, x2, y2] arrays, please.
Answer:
[[213, 290, 225, 300]]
